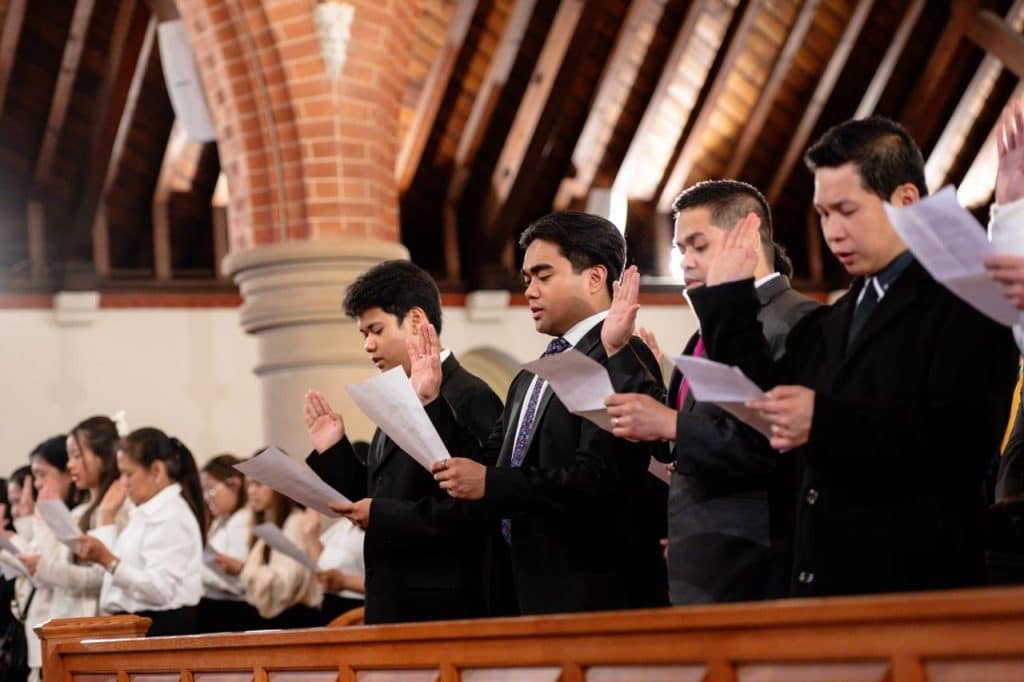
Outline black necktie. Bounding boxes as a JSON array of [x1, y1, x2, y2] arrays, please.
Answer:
[[848, 278, 880, 345]]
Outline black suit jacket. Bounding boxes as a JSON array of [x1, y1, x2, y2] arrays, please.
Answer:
[[663, 276, 819, 604], [689, 260, 1018, 597], [996, 377, 1024, 502], [436, 321, 668, 615], [306, 354, 503, 624]]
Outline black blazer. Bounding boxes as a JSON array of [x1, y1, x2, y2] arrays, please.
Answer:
[[996, 377, 1024, 502], [306, 354, 503, 624], [663, 276, 819, 604], [439, 321, 668, 615], [689, 260, 1018, 597]]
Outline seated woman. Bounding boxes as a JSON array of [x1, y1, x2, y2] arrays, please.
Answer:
[[76, 428, 206, 637], [198, 454, 259, 633], [26, 417, 126, 624], [304, 508, 365, 624], [240, 481, 321, 628]]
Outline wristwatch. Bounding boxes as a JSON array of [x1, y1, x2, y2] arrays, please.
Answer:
[[105, 556, 120, 574]]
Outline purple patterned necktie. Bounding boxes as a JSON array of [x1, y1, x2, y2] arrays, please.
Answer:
[[501, 336, 571, 543]]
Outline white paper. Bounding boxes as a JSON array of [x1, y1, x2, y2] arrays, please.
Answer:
[[202, 547, 231, 580], [345, 366, 451, 470], [251, 522, 318, 572], [235, 446, 350, 518], [671, 356, 773, 439], [884, 186, 1018, 326], [521, 349, 616, 431], [0, 534, 34, 583], [36, 500, 83, 548], [648, 457, 671, 485]]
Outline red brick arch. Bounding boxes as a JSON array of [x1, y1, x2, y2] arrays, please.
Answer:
[[176, 0, 420, 251]]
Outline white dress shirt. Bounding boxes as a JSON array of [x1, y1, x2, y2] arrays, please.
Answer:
[[989, 197, 1024, 351], [317, 518, 365, 601], [512, 309, 609, 454], [202, 506, 252, 600], [93, 482, 203, 614]]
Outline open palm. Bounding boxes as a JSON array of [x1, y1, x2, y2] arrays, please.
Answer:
[[304, 390, 346, 453], [602, 265, 640, 356], [996, 100, 1024, 205]]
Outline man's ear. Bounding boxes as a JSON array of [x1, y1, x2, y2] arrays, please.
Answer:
[[406, 307, 426, 334], [889, 182, 921, 208], [589, 265, 609, 295]]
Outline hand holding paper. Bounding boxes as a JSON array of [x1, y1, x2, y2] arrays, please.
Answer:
[[36, 499, 84, 548], [522, 349, 615, 430], [345, 366, 451, 470], [884, 186, 1018, 325], [671, 355, 773, 439], [235, 447, 351, 518], [251, 522, 318, 572]]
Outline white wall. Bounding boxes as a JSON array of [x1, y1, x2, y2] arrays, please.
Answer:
[[0, 301, 698, 476]]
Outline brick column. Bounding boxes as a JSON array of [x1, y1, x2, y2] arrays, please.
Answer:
[[177, 0, 420, 454]]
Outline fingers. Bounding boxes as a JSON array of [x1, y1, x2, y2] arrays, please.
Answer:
[[999, 107, 1010, 157], [328, 501, 354, 514], [1014, 99, 1024, 151]]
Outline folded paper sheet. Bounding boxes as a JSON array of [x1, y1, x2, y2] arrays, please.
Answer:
[[345, 366, 450, 470], [521, 349, 615, 431], [884, 186, 1018, 326], [671, 355, 772, 439], [236, 446, 350, 518], [252, 522, 319, 572], [37, 499, 84, 548]]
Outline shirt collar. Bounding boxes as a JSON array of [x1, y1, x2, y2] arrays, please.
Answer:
[[133, 482, 182, 519], [440, 348, 452, 363], [561, 310, 609, 347], [754, 272, 782, 289], [870, 249, 914, 291]]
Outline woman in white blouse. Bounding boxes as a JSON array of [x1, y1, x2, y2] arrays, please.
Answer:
[[239, 482, 321, 628], [198, 454, 258, 632], [22, 417, 126, 625], [304, 508, 365, 624], [76, 428, 206, 636]]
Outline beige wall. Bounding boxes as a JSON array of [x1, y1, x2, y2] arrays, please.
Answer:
[[0, 302, 698, 477]]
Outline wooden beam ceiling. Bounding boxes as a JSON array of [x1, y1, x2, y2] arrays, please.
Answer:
[[657, 0, 764, 212], [723, 0, 820, 180], [966, 9, 1024, 79], [766, 0, 876, 204], [395, 0, 478, 193], [0, 0, 27, 119], [553, 0, 666, 210], [853, 0, 926, 119]]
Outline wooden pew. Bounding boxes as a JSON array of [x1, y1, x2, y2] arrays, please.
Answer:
[[37, 586, 1024, 682]]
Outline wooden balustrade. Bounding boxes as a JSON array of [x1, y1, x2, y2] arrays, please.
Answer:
[[37, 586, 1024, 682]]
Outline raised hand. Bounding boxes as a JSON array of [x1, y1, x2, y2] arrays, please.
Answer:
[[637, 326, 664, 367], [707, 212, 761, 286], [37, 478, 60, 503], [602, 265, 641, 357], [99, 478, 127, 526], [17, 475, 34, 518], [304, 389, 346, 453], [996, 99, 1024, 206], [407, 321, 442, 405]]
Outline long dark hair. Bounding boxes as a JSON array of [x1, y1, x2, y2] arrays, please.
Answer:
[[70, 416, 121, 533], [0, 477, 10, 531], [119, 428, 207, 543], [30, 435, 80, 507], [250, 486, 297, 563], [202, 454, 247, 517]]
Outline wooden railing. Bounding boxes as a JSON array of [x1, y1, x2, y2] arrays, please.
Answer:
[[37, 587, 1024, 682]]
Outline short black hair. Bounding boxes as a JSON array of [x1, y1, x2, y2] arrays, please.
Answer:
[[672, 179, 779, 271], [804, 116, 928, 200], [518, 211, 626, 297], [342, 260, 443, 334]]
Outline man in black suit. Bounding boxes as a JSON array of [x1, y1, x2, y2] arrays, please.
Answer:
[[687, 116, 1018, 597], [605, 180, 819, 604], [429, 212, 668, 614], [302, 260, 503, 624]]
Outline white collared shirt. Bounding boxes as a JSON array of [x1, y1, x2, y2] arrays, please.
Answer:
[[93, 482, 203, 614], [318, 518, 365, 601], [202, 506, 252, 600], [754, 271, 781, 289], [512, 310, 609, 454], [990, 197, 1024, 351]]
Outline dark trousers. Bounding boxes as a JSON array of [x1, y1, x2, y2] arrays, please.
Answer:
[[197, 597, 264, 633]]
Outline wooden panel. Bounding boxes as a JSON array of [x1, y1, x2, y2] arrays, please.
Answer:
[[73, 676, 117, 682], [966, 9, 1024, 79], [461, 669, 562, 682], [586, 665, 706, 681], [129, 676, 180, 682], [354, 673, 439, 682], [927, 659, 1024, 681], [268, 673, 338, 682], [193, 674, 253, 682], [736, 662, 889, 681]]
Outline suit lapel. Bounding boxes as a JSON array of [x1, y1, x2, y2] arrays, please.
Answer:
[[496, 371, 530, 467]]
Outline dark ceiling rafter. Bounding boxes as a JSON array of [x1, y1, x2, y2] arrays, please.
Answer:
[[0, 0, 27, 120], [854, 0, 926, 119]]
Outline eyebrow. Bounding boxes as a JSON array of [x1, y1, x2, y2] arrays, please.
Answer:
[[680, 232, 706, 247], [521, 263, 554, 278]]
